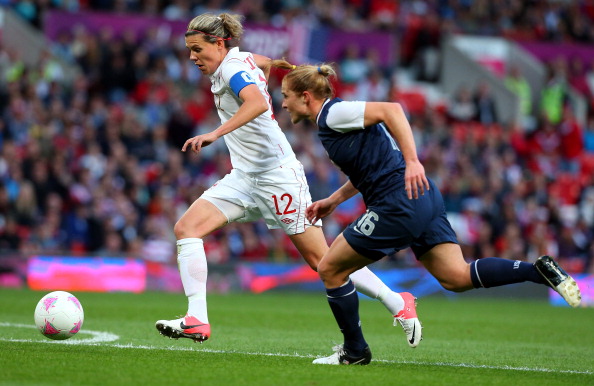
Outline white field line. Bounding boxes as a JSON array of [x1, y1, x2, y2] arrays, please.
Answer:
[[0, 322, 120, 344], [1, 323, 591, 375]]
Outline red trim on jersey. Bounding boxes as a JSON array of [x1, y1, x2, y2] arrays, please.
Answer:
[[288, 165, 306, 233]]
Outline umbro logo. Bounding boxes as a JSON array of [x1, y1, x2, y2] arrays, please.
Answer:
[[281, 218, 294, 224]]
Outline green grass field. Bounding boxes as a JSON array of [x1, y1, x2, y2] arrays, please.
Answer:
[[1, 287, 593, 385]]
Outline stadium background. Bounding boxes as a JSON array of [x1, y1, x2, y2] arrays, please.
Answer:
[[0, 0, 593, 305]]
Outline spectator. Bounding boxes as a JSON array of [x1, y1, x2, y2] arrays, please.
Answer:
[[559, 105, 584, 173], [540, 59, 568, 125], [354, 67, 390, 102], [448, 85, 476, 122], [0, 216, 21, 251], [473, 80, 498, 125], [504, 65, 533, 129], [338, 43, 369, 85]]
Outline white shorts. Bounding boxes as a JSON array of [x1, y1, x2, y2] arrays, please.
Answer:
[[200, 160, 321, 235]]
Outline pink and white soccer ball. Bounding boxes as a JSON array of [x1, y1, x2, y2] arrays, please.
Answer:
[[34, 291, 84, 340]]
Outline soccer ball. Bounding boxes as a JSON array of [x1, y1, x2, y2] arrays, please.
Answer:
[[34, 291, 84, 340]]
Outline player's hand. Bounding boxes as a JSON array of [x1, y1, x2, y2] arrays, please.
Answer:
[[306, 198, 338, 224], [182, 132, 219, 153], [404, 160, 430, 200]]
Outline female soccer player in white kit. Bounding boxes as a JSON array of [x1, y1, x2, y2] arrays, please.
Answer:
[[155, 13, 421, 346]]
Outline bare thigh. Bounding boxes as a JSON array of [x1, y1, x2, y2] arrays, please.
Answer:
[[418, 242, 473, 292], [288, 226, 329, 271], [317, 233, 375, 288], [174, 198, 229, 239]]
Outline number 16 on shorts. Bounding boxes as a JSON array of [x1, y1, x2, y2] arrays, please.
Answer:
[[355, 210, 379, 236]]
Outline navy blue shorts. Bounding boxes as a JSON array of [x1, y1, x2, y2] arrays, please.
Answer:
[[342, 179, 458, 261]]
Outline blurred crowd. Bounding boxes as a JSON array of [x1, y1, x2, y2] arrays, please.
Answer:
[[1, 0, 594, 273], [8, 0, 594, 43]]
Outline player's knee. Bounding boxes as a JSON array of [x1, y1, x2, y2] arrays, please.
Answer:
[[317, 260, 329, 279], [317, 260, 352, 288], [317, 260, 335, 284], [173, 219, 189, 239], [439, 276, 473, 292]]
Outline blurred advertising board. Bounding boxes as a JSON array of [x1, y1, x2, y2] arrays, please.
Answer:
[[27, 256, 146, 293], [0, 255, 587, 307]]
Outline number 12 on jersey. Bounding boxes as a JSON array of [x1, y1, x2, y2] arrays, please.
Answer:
[[272, 194, 296, 215]]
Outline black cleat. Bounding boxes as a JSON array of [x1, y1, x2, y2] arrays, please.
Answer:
[[534, 255, 581, 307], [312, 344, 372, 365]]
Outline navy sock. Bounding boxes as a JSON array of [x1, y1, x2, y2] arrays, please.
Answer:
[[470, 258, 546, 288], [326, 279, 367, 356]]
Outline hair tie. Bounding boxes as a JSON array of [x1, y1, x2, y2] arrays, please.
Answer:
[[317, 66, 322, 74], [292, 65, 296, 70]]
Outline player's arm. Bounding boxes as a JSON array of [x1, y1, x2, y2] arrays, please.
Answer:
[[329, 180, 359, 205], [363, 102, 429, 199], [183, 84, 268, 153], [306, 180, 359, 223], [214, 84, 269, 136], [253, 54, 271, 80]]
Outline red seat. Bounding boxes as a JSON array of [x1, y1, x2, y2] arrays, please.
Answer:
[[397, 90, 427, 115]]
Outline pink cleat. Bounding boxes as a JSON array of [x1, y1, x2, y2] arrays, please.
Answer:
[[155, 314, 211, 343], [394, 292, 422, 348]]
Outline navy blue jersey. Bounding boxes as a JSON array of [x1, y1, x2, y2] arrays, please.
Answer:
[[317, 98, 406, 205], [317, 98, 459, 259]]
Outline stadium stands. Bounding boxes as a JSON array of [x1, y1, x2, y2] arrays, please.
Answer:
[[0, 0, 593, 275]]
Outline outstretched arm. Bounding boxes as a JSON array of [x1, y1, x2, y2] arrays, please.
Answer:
[[363, 102, 430, 199]]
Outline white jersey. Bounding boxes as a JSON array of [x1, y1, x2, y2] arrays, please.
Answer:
[[209, 47, 296, 173]]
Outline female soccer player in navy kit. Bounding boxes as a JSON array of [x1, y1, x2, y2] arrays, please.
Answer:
[[155, 13, 421, 346], [273, 60, 582, 365]]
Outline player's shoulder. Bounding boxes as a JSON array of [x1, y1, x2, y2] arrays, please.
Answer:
[[220, 49, 254, 77], [229, 48, 249, 59], [325, 98, 366, 112], [319, 98, 366, 133], [223, 48, 252, 67], [325, 99, 365, 118]]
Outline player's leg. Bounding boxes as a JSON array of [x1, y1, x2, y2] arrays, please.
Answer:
[[336, 208, 424, 348], [416, 183, 580, 306], [263, 162, 408, 320], [156, 170, 259, 342], [417, 243, 473, 291], [419, 243, 582, 307], [286, 225, 327, 270], [155, 198, 228, 342], [289, 226, 405, 311], [313, 233, 374, 365]]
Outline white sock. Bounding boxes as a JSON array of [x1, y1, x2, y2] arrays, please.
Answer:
[[350, 267, 404, 316], [177, 238, 209, 323]]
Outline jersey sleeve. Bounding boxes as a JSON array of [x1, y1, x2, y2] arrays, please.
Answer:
[[222, 60, 257, 97], [325, 101, 366, 132]]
